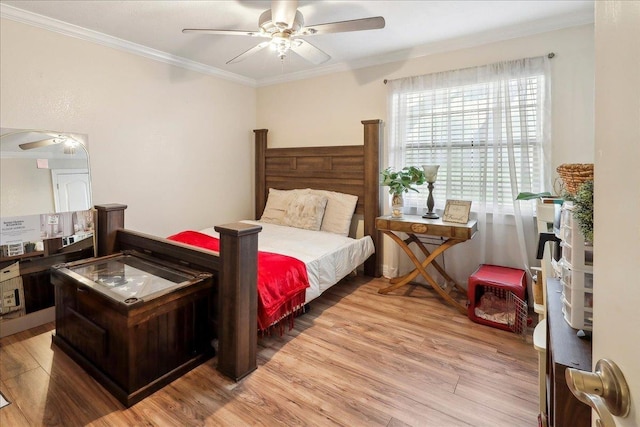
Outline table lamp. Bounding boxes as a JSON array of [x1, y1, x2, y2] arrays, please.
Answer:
[[422, 165, 440, 219]]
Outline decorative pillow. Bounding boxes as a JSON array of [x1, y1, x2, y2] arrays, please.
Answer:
[[260, 188, 308, 224], [282, 193, 328, 231], [309, 190, 358, 236]]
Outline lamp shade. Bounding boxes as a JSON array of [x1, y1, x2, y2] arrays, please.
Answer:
[[422, 165, 440, 183]]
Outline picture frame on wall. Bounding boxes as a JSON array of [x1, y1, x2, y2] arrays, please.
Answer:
[[442, 200, 472, 224]]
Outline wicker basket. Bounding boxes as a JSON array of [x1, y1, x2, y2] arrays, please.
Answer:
[[556, 163, 594, 195]]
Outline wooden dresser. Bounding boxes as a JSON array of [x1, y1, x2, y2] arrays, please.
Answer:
[[545, 278, 592, 426]]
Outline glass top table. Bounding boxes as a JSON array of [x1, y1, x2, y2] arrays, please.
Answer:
[[62, 253, 200, 305]]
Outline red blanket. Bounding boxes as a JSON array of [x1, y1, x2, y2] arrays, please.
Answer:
[[167, 230, 309, 331]]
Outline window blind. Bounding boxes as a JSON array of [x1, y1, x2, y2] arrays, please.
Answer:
[[389, 68, 546, 214]]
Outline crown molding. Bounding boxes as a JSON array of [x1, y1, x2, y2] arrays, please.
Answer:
[[2, 3, 593, 88], [0, 3, 257, 87]]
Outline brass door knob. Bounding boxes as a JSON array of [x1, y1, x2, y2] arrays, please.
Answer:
[[566, 359, 630, 427]]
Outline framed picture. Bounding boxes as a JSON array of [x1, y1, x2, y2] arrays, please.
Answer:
[[442, 200, 472, 224]]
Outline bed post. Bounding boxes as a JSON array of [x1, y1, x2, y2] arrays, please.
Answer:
[[362, 120, 382, 277], [215, 222, 262, 381], [95, 203, 127, 257], [254, 129, 268, 220]]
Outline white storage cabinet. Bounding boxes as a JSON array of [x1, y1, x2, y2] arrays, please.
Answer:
[[556, 201, 594, 331]]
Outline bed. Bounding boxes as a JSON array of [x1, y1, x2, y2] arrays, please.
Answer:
[[171, 217, 375, 331], [95, 119, 383, 381], [208, 220, 375, 303]]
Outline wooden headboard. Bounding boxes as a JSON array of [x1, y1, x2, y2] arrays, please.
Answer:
[[253, 119, 382, 277]]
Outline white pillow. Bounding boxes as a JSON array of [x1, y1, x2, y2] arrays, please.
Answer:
[[282, 193, 328, 231], [309, 189, 358, 236], [260, 188, 308, 224]]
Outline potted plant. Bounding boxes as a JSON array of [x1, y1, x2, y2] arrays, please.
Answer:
[[566, 180, 594, 243], [381, 166, 425, 218]]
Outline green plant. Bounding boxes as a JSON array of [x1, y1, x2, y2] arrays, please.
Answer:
[[516, 191, 553, 201], [380, 166, 426, 195], [566, 180, 594, 243]]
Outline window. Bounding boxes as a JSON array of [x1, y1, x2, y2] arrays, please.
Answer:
[[387, 57, 550, 215]]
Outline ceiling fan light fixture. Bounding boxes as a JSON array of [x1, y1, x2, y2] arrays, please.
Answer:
[[183, 1, 385, 66], [62, 137, 80, 155], [64, 144, 77, 155], [270, 33, 292, 60]]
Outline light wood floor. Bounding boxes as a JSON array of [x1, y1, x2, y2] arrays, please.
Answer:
[[0, 276, 539, 426]]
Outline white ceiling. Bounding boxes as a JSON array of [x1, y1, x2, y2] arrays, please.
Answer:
[[0, 1, 594, 87]]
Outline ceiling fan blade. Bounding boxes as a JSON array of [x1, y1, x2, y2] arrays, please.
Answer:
[[301, 16, 385, 35], [19, 138, 63, 150], [182, 28, 262, 37], [227, 41, 271, 64], [290, 39, 330, 65], [271, 0, 298, 28]]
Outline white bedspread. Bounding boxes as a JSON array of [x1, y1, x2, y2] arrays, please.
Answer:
[[199, 220, 374, 303]]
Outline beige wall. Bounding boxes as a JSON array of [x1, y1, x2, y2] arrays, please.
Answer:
[[257, 24, 595, 171], [257, 25, 595, 284], [1, 17, 595, 285], [0, 18, 257, 237], [0, 158, 54, 217]]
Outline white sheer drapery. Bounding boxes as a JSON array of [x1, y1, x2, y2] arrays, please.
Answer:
[[385, 56, 552, 288]]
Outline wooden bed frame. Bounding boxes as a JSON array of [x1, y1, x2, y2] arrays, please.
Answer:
[[90, 120, 383, 390], [254, 119, 382, 277]]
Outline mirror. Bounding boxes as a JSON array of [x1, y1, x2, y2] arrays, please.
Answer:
[[1, 129, 91, 216], [0, 128, 93, 334]]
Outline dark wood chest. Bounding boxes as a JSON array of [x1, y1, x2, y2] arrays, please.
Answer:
[[51, 251, 214, 407]]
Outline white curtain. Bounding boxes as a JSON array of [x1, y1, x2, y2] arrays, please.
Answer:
[[384, 56, 552, 291]]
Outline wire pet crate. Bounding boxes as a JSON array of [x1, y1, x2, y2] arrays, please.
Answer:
[[468, 264, 528, 337], [507, 291, 529, 337]]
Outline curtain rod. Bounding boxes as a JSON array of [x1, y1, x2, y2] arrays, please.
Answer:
[[383, 52, 556, 84]]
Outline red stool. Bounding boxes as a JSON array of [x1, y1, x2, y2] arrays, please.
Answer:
[[468, 264, 527, 332]]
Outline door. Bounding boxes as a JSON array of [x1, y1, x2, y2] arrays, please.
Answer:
[[51, 169, 91, 212], [592, 2, 639, 426]]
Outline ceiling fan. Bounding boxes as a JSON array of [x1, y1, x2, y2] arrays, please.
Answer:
[[19, 134, 77, 151], [182, 0, 385, 65]]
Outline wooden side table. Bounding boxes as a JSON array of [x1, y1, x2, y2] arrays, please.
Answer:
[[376, 215, 478, 314]]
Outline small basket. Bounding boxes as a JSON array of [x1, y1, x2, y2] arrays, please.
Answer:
[[556, 163, 594, 195]]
